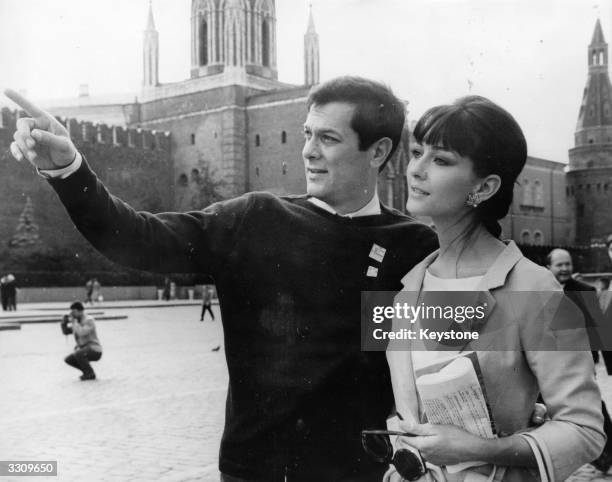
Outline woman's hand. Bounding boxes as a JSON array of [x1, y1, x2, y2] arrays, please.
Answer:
[[402, 423, 486, 466]]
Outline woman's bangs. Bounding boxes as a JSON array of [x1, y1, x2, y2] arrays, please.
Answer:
[[413, 108, 482, 159]]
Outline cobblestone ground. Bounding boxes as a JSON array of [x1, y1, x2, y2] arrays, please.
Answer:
[[0, 306, 227, 482], [2, 306, 612, 481]]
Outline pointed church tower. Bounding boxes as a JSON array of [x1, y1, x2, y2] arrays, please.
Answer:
[[571, 19, 612, 151], [304, 4, 319, 86], [143, 1, 159, 89], [190, 0, 278, 82], [568, 19, 612, 245]]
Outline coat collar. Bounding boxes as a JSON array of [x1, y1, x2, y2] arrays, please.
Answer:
[[399, 240, 525, 352], [400, 240, 524, 292]]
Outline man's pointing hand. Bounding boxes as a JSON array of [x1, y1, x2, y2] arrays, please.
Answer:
[[4, 89, 77, 170]]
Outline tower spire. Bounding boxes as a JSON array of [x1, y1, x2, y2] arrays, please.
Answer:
[[570, 18, 612, 160], [591, 18, 604, 46], [589, 18, 608, 70], [142, 0, 159, 89], [304, 4, 320, 86], [307, 4, 316, 34], [146, 0, 156, 31]]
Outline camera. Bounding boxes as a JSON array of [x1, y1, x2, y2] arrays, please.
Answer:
[[60, 314, 73, 335]]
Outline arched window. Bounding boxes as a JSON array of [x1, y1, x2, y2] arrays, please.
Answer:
[[262, 20, 270, 67], [255, 166, 260, 177], [281, 131, 287, 144], [178, 173, 189, 187], [199, 19, 208, 66], [255, 134, 260, 147], [521, 230, 531, 245], [191, 133, 196, 145], [534, 231, 544, 246], [282, 161, 287, 175], [191, 168, 201, 183]]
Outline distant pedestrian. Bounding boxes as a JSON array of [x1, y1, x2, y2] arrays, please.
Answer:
[[0, 275, 8, 311], [200, 286, 215, 322], [85, 278, 94, 304], [63, 302, 102, 381], [91, 278, 102, 303], [5, 274, 17, 311], [162, 277, 171, 301]]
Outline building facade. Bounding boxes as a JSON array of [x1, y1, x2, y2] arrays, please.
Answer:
[[38, 1, 572, 247]]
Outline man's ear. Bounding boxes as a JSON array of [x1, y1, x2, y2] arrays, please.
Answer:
[[474, 174, 501, 202], [370, 137, 393, 169]]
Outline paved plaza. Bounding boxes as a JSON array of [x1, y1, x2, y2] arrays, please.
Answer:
[[0, 306, 226, 481], [2, 304, 612, 481]]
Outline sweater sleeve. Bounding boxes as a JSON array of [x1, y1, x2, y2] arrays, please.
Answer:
[[48, 156, 253, 276]]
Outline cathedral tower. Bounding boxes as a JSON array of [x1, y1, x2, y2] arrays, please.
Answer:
[[190, 0, 278, 81], [304, 5, 319, 86], [567, 19, 612, 245], [143, 1, 159, 89]]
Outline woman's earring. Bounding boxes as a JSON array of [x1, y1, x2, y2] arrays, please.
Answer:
[[466, 192, 481, 207]]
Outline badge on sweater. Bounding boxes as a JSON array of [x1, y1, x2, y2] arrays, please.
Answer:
[[369, 244, 386, 263], [367, 266, 379, 277]]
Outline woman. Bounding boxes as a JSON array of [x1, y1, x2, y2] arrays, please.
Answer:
[[384, 96, 604, 481]]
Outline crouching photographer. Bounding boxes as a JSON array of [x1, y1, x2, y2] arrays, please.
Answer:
[[62, 301, 102, 381]]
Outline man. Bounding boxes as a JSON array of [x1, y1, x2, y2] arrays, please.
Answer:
[[62, 301, 103, 381], [547, 248, 612, 473], [4, 274, 17, 311], [0, 274, 8, 311], [200, 286, 215, 322], [6, 77, 437, 481]]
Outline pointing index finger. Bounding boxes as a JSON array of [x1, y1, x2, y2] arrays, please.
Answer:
[[4, 88, 46, 117]]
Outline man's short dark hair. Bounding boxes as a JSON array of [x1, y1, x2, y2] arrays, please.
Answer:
[[70, 301, 85, 311], [306, 76, 406, 172]]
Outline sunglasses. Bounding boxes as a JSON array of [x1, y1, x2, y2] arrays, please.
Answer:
[[361, 430, 427, 481]]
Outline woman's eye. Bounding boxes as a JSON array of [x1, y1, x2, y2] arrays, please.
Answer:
[[434, 157, 449, 165], [410, 149, 422, 159], [321, 135, 337, 143]]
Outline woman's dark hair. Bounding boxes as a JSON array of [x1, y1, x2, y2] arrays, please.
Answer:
[[412, 95, 527, 238]]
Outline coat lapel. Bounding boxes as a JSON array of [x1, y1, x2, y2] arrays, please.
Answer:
[[400, 241, 525, 353]]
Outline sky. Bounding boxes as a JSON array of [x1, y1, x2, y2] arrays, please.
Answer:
[[1, 0, 611, 164]]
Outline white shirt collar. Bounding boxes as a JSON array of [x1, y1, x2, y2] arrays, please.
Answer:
[[308, 192, 381, 218]]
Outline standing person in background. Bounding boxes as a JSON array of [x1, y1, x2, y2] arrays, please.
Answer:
[[162, 277, 171, 302], [5, 274, 17, 311], [0, 275, 8, 311], [91, 278, 102, 303], [200, 286, 215, 322], [547, 248, 612, 473], [85, 278, 94, 304]]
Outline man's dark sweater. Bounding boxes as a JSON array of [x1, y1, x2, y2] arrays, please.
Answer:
[[50, 160, 438, 481]]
